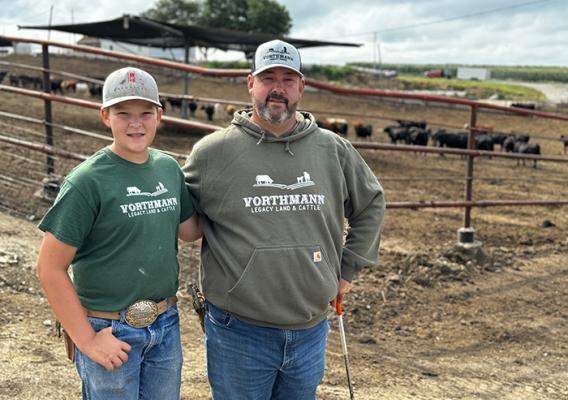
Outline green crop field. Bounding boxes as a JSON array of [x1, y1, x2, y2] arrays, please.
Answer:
[[396, 75, 545, 101]]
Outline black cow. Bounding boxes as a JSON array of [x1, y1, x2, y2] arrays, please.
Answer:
[[167, 98, 181, 110], [9, 74, 20, 86], [503, 135, 516, 152], [189, 100, 198, 116], [202, 104, 215, 121], [475, 134, 494, 151], [511, 102, 536, 110], [560, 135, 568, 154], [396, 119, 427, 129], [353, 122, 372, 140], [408, 127, 429, 146], [432, 130, 468, 149], [489, 133, 508, 149], [503, 134, 529, 152], [88, 83, 103, 97], [514, 141, 540, 168], [18, 74, 42, 89], [383, 125, 409, 144], [0, 71, 7, 84], [50, 79, 64, 94], [317, 118, 349, 135]]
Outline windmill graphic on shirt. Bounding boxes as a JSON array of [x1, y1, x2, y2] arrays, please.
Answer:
[[126, 182, 168, 197], [253, 172, 314, 190]]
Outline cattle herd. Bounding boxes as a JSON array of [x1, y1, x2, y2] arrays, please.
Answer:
[[317, 117, 568, 168], [0, 70, 227, 121], [382, 120, 545, 167], [1, 70, 566, 161]]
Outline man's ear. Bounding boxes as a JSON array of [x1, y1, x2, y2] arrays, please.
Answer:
[[247, 74, 254, 94], [99, 107, 111, 128]]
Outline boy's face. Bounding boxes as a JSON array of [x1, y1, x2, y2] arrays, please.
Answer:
[[100, 99, 163, 163]]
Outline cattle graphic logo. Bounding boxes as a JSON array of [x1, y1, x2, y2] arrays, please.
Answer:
[[264, 46, 295, 64], [253, 172, 314, 190], [126, 182, 168, 197]]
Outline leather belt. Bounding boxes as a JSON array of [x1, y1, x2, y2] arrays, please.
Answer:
[[86, 296, 178, 328]]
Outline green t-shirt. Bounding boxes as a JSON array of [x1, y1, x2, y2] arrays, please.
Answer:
[[39, 147, 194, 311]]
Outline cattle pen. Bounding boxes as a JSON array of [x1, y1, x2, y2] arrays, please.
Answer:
[[1, 34, 568, 244]]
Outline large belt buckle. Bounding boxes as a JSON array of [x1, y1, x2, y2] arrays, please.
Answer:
[[125, 300, 159, 328]]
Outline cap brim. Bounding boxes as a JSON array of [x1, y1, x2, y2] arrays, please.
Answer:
[[102, 96, 163, 109], [252, 64, 303, 78]]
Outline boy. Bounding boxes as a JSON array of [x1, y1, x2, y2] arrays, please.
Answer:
[[37, 67, 200, 399]]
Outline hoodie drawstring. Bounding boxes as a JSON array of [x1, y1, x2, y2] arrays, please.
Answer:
[[284, 141, 294, 156], [256, 131, 266, 145]]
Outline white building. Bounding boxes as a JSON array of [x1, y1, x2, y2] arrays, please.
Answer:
[[77, 36, 195, 61], [13, 42, 33, 55], [457, 67, 491, 81]]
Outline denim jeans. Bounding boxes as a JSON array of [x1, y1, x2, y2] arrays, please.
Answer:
[[74, 306, 182, 400], [205, 301, 329, 400]]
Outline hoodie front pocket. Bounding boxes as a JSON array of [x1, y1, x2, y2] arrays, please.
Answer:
[[227, 244, 338, 326]]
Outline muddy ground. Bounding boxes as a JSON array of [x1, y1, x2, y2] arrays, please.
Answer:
[[0, 55, 567, 399]]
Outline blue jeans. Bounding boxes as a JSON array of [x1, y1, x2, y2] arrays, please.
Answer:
[[205, 301, 329, 400], [75, 306, 182, 400]]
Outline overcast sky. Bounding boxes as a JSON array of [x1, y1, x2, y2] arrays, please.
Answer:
[[0, 0, 565, 66]]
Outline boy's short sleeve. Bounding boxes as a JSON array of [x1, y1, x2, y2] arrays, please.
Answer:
[[179, 171, 195, 223], [38, 180, 97, 249]]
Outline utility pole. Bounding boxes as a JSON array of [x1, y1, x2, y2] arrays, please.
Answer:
[[373, 32, 377, 70], [47, 5, 54, 42], [71, 8, 75, 45]]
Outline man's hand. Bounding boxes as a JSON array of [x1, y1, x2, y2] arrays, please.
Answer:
[[331, 278, 351, 308], [80, 328, 131, 372]]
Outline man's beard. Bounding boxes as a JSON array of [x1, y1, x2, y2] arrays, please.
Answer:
[[253, 93, 297, 124]]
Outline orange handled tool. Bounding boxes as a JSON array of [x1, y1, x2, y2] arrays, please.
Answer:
[[336, 302, 355, 399]]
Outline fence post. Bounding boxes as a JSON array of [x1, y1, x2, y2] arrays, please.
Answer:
[[181, 42, 191, 119], [459, 104, 478, 244], [41, 44, 54, 175]]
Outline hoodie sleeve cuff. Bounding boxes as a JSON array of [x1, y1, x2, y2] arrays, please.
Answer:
[[340, 263, 357, 282]]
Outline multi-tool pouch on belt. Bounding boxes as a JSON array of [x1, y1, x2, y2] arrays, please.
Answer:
[[56, 320, 76, 362]]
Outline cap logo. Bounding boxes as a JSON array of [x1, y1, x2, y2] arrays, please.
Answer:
[[128, 72, 136, 83], [264, 46, 295, 63]]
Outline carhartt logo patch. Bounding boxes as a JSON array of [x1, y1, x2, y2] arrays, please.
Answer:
[[313, 251, 322, 263]]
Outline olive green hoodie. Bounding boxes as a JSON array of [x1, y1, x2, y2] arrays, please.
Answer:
[[184, 110, 385, 329]]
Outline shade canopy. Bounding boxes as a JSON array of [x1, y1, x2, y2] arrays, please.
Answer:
[[20, 15, 361, 55]]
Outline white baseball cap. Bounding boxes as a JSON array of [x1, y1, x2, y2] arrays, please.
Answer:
[[102, 67, 162, 108], [252, 40, 303, 77]]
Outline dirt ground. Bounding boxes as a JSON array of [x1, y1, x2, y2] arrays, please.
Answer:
[[0, 55, 568, 399]]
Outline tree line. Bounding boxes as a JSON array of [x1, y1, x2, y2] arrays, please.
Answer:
[[143, 0, 292, 36]]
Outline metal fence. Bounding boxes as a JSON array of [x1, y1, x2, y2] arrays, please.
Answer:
[[1, 34, 568, 241]]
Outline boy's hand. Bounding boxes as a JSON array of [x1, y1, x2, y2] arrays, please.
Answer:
[[81, 327, 132, 372]]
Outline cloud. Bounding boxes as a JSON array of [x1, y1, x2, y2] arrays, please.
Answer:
[[281, 0, 567, 66], [1, 0, 566, 66]]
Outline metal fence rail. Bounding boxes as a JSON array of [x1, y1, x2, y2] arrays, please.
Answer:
[[1, 34, 568, 243]]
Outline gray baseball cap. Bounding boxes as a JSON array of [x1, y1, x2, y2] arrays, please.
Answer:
[[252, 40, 303, 77], [102, 67, 162, 108]]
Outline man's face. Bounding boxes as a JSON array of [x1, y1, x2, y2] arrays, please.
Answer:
[[248, 67, 305, 125]]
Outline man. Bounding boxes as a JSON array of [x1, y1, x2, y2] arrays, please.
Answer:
[[37, 67, 201, 399], [184, 39, 385, 399]]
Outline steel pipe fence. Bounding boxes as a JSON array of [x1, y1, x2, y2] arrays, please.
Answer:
[[1, 35, 568, 233]]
